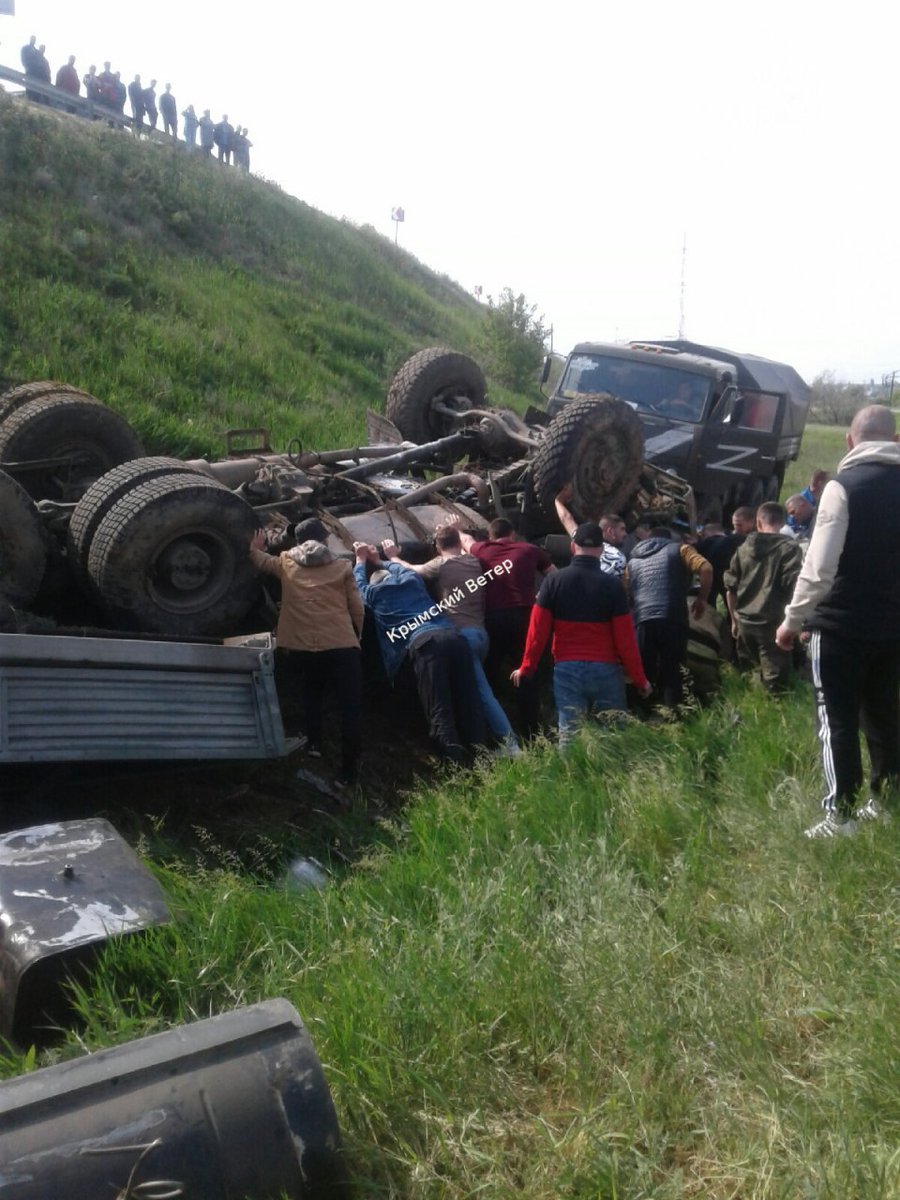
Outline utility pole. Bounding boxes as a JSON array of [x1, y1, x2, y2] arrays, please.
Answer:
[[678, 233, 687, 339]]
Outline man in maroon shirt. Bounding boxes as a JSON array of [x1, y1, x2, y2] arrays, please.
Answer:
[[55, 56, 80, 95], [512, 522, 651, 747], [460, 518, 555, 738]]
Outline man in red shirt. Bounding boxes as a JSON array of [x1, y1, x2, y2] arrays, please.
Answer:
[[512, 522, 651, 747], [460, 518, 555, 738]]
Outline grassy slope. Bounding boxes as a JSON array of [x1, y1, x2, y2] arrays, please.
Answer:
[[10, 683, 896, 1199], [0, 92, 495, 457]]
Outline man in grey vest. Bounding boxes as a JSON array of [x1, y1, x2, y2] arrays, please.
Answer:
[[776, 405, 900, 837], [625, 528, 712, 710]]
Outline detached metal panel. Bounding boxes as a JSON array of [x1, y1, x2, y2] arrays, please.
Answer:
[[0, 817, 171, 1041], [0, 632, 293, 761], [0, 999, 350, 1200]]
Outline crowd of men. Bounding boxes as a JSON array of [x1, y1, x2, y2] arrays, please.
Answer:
[[18, 36, 252, 170], [247, 404, 900, 839]]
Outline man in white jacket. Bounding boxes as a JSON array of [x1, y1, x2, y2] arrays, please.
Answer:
[[776, 405, 900, 837]]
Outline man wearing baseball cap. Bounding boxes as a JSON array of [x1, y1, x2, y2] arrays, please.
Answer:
[[511, 522, 651, 747]]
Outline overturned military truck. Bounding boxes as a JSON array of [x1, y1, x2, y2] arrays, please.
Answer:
[[0, 347, 695, 644]]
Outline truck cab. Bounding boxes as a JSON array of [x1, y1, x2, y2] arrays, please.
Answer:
[[547, 339, 811, 522]]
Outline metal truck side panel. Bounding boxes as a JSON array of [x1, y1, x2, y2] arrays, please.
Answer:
[[0, 632, 291, 762]]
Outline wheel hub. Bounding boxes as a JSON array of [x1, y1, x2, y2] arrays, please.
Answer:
[[155, 540, 213, 591]]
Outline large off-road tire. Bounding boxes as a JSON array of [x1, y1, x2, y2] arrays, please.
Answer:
[[531, 395, 645, 519], [0, 467, 48, 606], [67, 457, 201, 585], [764, 473, 781, 503], [385, 348, 486, 443], [86, 474, 260, 636], [0, 380, 99, 426], [0, 395, 145, 502]]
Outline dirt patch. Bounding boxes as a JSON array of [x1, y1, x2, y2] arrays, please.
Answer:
[[0, 667, 445, 871]]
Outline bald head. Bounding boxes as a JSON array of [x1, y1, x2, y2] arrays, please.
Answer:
[[849, 405, 897, 445]]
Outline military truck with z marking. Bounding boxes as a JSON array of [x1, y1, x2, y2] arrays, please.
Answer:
[[546, 338, 811, 524]]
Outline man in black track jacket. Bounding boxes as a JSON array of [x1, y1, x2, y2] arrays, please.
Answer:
[[777, 405, 900, 837]]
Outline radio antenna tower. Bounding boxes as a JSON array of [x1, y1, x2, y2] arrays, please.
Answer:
[[678, 233, 687, 339]]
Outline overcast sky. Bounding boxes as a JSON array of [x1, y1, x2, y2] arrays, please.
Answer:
[[2, 0, 898, 383]]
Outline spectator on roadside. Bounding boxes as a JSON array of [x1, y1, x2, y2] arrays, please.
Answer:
[[159, 83, 177, 138], [35, 43, 51, 86], [233, 126, 252, 172], [512, 522, 651, 748], [20, 34, 39, 75], [249, 519, 365, 789], [97, 61, 116, 107], [383, 525, 522, 758], [213, 113, 234, 163], [112, 72, 126, 115], [199, 109, 215, 156], [776, 405, 900, 838], [625, 526, 712, 711], [724, 501, 804, 693], [21, 35, 41, 101], [128, 74, 144, 132], [353, 542, 487, 764], [143, 79, 158, 130], [460, 517, 556, 740], [181, 103, 198, 148], [55, 54, 79, 96], [83, 63, 101, 104], [55, 54, 79, 113]]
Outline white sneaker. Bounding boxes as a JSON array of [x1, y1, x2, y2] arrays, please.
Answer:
[[491, 741, 524, 760], [804, 813, 858, 839], [853, 797, 891, 823]]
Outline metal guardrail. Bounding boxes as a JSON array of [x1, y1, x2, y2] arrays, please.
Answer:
[[0, 62, 171, 141]]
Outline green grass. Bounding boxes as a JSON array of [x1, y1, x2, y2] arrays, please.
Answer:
[[5, 680, 897, 1198], [783, 425, 848, 497], [0, 94, 502, 456]]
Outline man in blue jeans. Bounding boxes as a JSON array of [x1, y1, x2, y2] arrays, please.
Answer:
[[353, 542, 487, 763], [511, 522, 651, 747], [383, 525, 522, 757]]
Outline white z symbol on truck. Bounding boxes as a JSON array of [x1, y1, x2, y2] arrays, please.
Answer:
[[707, 444, 757, 475]]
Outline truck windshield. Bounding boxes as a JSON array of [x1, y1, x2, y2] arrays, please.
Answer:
[[558, 355, 713, 423]]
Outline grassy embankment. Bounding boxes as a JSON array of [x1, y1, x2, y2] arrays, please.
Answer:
[[0, 91, 500, 455], [2, 97, 895, 1199], [5, 679, 897, 1199]]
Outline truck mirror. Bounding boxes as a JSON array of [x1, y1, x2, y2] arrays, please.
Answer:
[[540, 356, 552, 387]]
